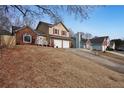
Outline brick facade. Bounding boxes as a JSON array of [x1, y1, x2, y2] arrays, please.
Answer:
[[16, 27, 37, 45]]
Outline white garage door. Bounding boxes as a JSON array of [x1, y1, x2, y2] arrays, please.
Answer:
[[63, 40, 70, 48], [54, 39, 62, 48]]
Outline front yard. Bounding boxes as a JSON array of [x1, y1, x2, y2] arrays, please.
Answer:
[[0, 45, 124, 87]]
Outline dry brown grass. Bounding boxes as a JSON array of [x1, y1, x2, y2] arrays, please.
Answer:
[[0, 45, 124, 88]]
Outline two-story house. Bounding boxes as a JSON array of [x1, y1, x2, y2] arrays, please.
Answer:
[[36, 21, 71, 48]]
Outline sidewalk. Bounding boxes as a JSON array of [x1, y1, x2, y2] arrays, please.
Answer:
[[107, 51, 124, 57]]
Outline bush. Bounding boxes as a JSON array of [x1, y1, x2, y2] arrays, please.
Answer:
[[106, 47, 113, 51]]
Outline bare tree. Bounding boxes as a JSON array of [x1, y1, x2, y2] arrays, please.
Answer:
[[0, 5, 96, 26], [12, 16, 23, 27], [76, 32, 92, 39], [68, 28, 75, 37], [0, 9, 11, 31], [84, 33, 92, 39]]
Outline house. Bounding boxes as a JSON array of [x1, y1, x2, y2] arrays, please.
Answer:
[[109, 41, 115, 50], [87, 36, 110, 52], [36, 21, 71, 48], [12, 26, 37, 45]]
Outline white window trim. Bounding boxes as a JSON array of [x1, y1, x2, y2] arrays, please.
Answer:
[[23, 33, 32, 43]]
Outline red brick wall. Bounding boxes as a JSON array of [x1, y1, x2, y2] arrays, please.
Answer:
[[16, 27, 37, 45]]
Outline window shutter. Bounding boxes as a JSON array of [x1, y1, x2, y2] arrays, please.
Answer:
[[58, 30, 59, 35], [53, 28, 55, 34]]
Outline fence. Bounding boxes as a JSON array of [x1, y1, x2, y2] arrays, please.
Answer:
[[0, 35, 16, 48]]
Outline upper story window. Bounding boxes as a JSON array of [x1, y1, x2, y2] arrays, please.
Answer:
[[61, 31, 66, 36], [53, 28, 59, 35]]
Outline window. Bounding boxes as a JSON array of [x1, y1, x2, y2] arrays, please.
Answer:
[[55, 29, 58, 34], [23, 33, 32, 43], [53, 28, 59, 35], [61, 31, 66, 36]]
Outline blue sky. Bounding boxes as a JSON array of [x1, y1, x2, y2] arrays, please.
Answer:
[[33, 6, 124, 40]]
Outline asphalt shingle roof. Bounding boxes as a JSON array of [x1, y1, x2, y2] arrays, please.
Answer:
[[90, 36, 109, 44]]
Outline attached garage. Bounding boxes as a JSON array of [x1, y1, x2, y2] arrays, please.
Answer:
[[53, 39, 70, 48], [54, 39, 62, 48], [63, 40, 70, 48]]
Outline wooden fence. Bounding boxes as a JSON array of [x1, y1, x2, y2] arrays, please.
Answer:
[[0, 35, 16, 48]]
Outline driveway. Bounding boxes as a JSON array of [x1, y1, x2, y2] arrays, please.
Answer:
[[66, 49, 124, 74]]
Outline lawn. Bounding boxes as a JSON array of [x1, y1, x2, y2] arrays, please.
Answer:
[[0, 45, 124, 87]]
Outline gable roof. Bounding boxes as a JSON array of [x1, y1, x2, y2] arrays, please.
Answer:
[[12, 26, 37, 35], [51, 22, 69, 32], [0, 30, 11, 35], [90, 36, 109, 44], [16, 26, 31, 32], [36, 21, 69, 32], [12, 26, 32, 33]]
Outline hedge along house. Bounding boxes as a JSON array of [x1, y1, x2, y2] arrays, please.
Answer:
[[87, 36, 110, 52], [36, 21, 71, 48], [12, 26, 37, 45]]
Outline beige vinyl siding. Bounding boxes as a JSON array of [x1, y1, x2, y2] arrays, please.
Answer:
[[49, 23, 69, 37]]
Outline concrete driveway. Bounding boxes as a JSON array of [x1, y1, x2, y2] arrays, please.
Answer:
[[66, 48, 124, 74]]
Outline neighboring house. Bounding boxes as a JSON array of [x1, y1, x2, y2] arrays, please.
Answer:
[[12, 26, 37, 45], [109, 41, 115, 50], [86, 36, 110, 51], [36, 21, 71, 48]]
